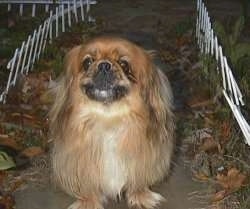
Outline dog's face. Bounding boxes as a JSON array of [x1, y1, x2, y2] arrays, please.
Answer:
[[65, 37, 153, 106]]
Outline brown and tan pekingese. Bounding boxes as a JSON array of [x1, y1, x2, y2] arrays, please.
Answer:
[[50, 36, 174, 209]]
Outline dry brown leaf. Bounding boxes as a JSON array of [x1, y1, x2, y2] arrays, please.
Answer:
[[216, 168, 246, 192], [21, 146, 44, 158], [0, 194, 15, 209], [220, 121, 231, 143], [186, 93, 212, 108], [212, 190, 227, 202], [40, 89, 54, 104], [0, 137, 21, 150], [160, 50, 177, 63], [0, 171, 7, 187], [193, 172, 209, 181], [175, 36, 191, 48], [199, 137, 218, 152]]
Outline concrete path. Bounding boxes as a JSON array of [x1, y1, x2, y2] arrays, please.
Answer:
[[14, 156, 208, 209]]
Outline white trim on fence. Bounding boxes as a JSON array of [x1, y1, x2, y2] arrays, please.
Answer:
[[196, 0, 250, 145], [0, 0, 97, 16], [0, 0, 96, 103]]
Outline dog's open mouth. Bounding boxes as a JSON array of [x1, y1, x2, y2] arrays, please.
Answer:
[[83, 83, 127, 103]]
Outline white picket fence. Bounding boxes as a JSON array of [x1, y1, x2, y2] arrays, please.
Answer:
[[0, 0, 96, 103], [196, 0, 250, 145], [0, 0, 89, 17]]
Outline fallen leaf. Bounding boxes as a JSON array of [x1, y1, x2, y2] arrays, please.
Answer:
[[176, 36, 191, 48], [21, 146, 44, 158], [40, 89, 54, 104], [220, 121, 231, 143], [216, 168, 246, 192], [193, 172, 209, 181], [0, 151, 16, 170], [0, 194, 15, 209], [212, 190, 227, 202], [199, 137, 218, 153], [159, 50, 177, 64], [0, 138, 21, 151], [186, 93, 213, 108], [0, 171, 7, 187]]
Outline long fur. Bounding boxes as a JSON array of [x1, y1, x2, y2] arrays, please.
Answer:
[[50, 37, 174, 209]]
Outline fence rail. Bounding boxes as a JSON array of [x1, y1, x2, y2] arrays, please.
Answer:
[[0, 0, 95, 16], [196, 0, 250, 145], [0, 0, 96, 103]]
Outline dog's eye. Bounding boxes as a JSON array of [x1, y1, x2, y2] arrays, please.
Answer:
[[83, 57, 93, 71], [118, 59, 136, 83], [118, 60, 130, 74]]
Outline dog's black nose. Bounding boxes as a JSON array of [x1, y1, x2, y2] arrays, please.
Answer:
[[98, 61, 111, 72]]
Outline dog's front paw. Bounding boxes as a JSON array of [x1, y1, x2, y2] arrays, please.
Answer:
[[68, 199, 104, 209], [127, 189, 165, 209]]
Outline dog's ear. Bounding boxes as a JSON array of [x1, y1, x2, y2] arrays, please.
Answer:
[[49, 46, 81, 138], [64, 45, 82, 76], [143, 65, 174, 141]]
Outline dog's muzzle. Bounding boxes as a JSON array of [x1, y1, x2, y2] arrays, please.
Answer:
[[82, 61, 127, 103]]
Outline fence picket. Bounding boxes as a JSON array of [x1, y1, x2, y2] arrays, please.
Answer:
[[26, 30, 37, 74], [62, 4, 65, 32], [37, 20, 47, 59], [80, 0, 84, 21], [21, 35, 31, 74], [68, 2, 72, 27], [42, 14, 52, 52], [218, 46, 226, 89], [20, 4, 23, 16], [32, 25, 42, 69], [13, 41, 25, 84], [32, 4, 36, 17], [45, 4, 49, 12], [6, 49, 18, 94], [74, 0, 78, 22]]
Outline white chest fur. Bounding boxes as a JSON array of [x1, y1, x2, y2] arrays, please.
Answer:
[[101, 127, 126, 197]]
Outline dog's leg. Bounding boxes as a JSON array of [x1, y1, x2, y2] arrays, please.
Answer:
[[126, 188, 165, 209], [68, 196, 104, 209]]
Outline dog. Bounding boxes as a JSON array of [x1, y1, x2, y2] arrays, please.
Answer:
[[50, 36, 174, 209]]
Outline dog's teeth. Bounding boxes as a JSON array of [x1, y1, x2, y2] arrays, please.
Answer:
[[100, 90, 108, 97]]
